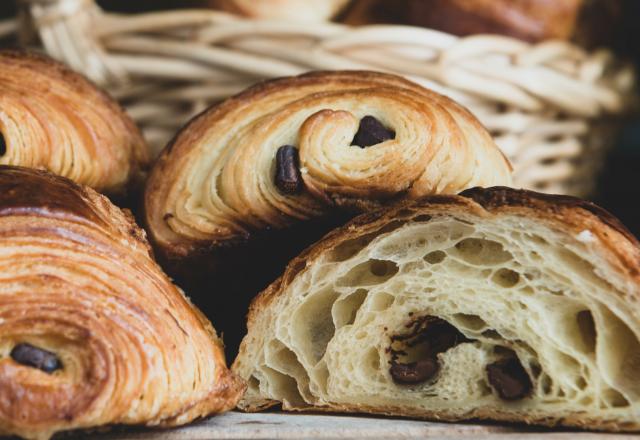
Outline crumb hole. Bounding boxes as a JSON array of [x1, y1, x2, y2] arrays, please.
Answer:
[[424, 250, 446, 264], [452, 313, 487, 331], [576, 310, 596, 353], [338, 259, 398, 287], [369, 291, 394, 312], [529, 361, 542, 379], [482, 329, 501, 339], [364, 348, 380, 371], [292, 288, 340, 364], [602, 389, 630, 408], [370, 259, 397, 277], [248, 376, 260, 390], [540, 374, 553, 395], [453, 238, 512, 265], [332, 289, 368, 328], [492, 268, 520, 288], [576, 376, 587, 390]]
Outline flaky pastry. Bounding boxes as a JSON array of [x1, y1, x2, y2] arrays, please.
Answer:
[[145, 71, 511, 262], [0, 166, 244, 440], [234, 187, 640, 431], [0, 51, 148, 194]]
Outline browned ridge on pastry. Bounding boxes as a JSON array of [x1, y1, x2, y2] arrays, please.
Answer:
[[145, 70, 512, 261], [233, 187, 640, 431], [0, 50, 149, 194], [0, 166, 244, 440]]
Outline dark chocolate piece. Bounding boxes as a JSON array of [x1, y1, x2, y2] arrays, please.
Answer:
[[486, 354, 532, 400], [389, 316, 471, 386], [10, 342, 62, 374], [352, 116, 395, 148], [390, 358, 439, 384], [275, 145, 303, 195], [0, 132, 5, 157]]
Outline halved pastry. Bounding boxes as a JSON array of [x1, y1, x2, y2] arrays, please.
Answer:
[[0, 50, 148, 194], [0, 166, 244, 440], [144, 71, 511, 352], [233, 187, 640, 431]]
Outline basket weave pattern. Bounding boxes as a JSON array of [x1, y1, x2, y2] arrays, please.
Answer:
[[2, 0, 636, 196]]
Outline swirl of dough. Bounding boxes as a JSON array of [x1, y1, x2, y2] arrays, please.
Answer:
[[0, 166, 243, 440], [0, 51, 148, 194], [145, 71, 511, 260]]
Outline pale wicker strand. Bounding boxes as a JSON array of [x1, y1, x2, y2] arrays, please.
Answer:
[[104, 35, 305, 77]]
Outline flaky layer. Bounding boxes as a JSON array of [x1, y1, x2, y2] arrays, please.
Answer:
[[0, 51, 148, 194], [233, 187, 640, 432], [145, 71, 511, 260], [0, 166, 244, 440]]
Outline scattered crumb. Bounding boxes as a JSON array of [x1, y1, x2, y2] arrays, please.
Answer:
[[576, 230, 596, 243]]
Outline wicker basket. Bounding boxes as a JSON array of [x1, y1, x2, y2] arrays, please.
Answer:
[[1, 0, 636, 196]]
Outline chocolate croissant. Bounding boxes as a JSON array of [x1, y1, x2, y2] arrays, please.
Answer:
[[0, 51, 148, 194], [0, 166, 244, 440], [233, 187, 640, 431], [145, 70, 511, 261], [145, 70, 511, 354]]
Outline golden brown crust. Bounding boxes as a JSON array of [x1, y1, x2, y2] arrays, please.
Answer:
[[144, 70, 511, 262], [0, 50, 149, 194], [0, 166, 244, 440]]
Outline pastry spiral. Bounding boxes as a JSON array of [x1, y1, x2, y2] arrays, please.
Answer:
[[0, 166, 244, 440], [0, 51, 149, 194], [234, 187, 640, 431], [145, 71, 511, 260]]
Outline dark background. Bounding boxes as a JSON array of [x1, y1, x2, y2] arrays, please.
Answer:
[[1, 0, 639, 236]]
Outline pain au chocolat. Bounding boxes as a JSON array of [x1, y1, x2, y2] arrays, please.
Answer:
[[0, 166, 243, 440], [233, 187, 640, 431], [144, 70, 511, 353], [0, 50, 148, 194]]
